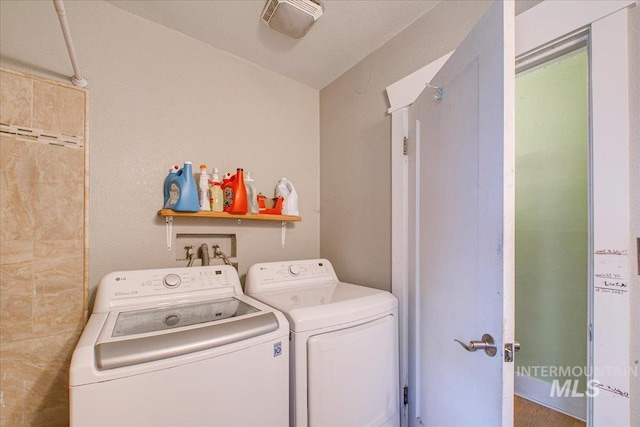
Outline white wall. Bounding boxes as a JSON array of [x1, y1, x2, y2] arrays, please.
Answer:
[[0, 0, 320, 297]]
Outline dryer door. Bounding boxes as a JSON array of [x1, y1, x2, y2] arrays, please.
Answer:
[[307, 315, 399, 427]]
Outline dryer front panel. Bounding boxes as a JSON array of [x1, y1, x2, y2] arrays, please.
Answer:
[[306, 315, 399, 427]]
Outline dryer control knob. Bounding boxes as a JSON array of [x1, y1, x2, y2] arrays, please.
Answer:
[[288, 265, 300, 276], [163, 273, 181, 288]]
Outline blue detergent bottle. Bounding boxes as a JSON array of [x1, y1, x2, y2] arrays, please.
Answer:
[[163, 164, 179, 206], [164, 161, 200, 212]]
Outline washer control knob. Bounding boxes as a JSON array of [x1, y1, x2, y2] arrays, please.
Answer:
[[163, 274, 181, 288], [288, 265, 300, 276]]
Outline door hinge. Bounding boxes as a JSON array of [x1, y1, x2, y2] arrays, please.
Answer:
[[403, 136, 408, 155], [403, 385, 408, 405]]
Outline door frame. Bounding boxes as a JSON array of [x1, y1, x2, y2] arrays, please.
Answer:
[[386, 1, 633, 426]]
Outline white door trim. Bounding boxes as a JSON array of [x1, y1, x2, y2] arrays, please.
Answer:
[[386, 1, 634, 425], [390, 107, 409, 427], [590, 9, 631, 427]]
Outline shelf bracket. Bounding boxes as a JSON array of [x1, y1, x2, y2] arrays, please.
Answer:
[[165, 216, 173, 250], [281, 221, 287, 248]]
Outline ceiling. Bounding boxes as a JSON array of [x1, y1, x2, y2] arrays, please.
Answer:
[[106, 0, 439, 89]]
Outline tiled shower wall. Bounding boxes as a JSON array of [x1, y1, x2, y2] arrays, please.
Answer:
[[0, 68, 87, 427]]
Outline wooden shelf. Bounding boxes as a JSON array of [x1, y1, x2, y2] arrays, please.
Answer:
[[157, 209, 301, 222]]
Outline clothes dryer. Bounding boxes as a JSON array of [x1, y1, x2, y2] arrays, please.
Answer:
[[245, 259, 399, 427]]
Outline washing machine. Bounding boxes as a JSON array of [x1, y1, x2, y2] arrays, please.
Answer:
[[69, 265, 289, 427], [245, 258, 399, 427]]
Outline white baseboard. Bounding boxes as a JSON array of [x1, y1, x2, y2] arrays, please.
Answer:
[[515, 374, 586, 421]]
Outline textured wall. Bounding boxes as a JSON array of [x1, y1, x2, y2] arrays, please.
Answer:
[[0, 1, 320, 299], [0, 68, 87, 426]]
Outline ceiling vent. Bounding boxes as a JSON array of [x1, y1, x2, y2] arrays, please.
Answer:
[[261, 0, 324, 39]]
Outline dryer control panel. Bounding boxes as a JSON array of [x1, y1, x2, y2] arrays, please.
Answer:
[[245, 259, 339, 293]]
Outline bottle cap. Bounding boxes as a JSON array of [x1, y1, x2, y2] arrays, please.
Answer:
[[199, 164, 207, 170]]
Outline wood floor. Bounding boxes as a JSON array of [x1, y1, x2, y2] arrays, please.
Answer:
[[514, 396, 586, 427]]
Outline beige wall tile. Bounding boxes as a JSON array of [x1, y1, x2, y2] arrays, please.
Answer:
[[0, 332, 79, 427], [1, 136, 38, 193], [33, 240, 83, 295], [0, 189, 35, 241], [34, 179, 84, 240], [32, 287, 84, 335], [0, 136, 37, 240], [33, 142, 84, 185], [32, 142, 84, 240], [0, 71, 32, 127], [1, 70, 86, 427], [0, 239, 34, 296], [32, 81, 84, 137], [0, 371, 29, 427], [0, 295, 33, 342]]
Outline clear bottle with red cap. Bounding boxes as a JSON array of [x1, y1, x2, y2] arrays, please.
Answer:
[[209, 168, 224, 212]]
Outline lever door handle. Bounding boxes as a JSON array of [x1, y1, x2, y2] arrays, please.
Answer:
[[454, 334, 497, 357]]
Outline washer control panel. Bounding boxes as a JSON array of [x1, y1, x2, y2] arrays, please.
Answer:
[[105, 265, 240, 301]]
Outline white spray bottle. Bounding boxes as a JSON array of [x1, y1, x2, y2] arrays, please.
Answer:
[[275, 178, 299, 216], [198, 164, 211, 211], [244, 172, 259, 214]]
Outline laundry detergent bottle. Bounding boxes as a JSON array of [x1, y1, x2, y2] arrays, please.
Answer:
[[275, 178, 299, 216], [209, 168, 224, 212], [244, 172, 259, 214], [164, 161, 200, 212], [163, 164, 179, 206], [223, 168, 248, 214], [198, 164, 211, 211]]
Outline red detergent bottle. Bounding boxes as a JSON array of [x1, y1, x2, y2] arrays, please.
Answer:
[[223, 168, 248, 214]]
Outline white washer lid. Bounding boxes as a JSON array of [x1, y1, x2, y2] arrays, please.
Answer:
[[252, 281, 397, 332]]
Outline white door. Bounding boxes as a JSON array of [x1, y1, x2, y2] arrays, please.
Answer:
[[407, 2, 515, 425]]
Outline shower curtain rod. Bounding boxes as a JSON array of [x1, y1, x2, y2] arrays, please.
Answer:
[[53, 0, 88, 88]]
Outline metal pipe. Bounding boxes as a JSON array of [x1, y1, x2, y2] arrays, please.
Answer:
[[213, 245, 232, 266], [53, 0, 88, 87], [200, 244, 210, 266], [185, 245, 195, 267]]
